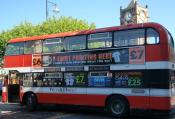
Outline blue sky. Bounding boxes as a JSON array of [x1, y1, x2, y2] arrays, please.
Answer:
[[0, 0, 175, 37]]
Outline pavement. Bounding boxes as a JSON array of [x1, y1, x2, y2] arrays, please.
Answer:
[[0, 95, 23, 119], [0, 103, 115, 119], [0, 96, 175, 119], [0, 102, 23, 118]]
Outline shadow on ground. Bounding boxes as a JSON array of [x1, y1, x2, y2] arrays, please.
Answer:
[[0, 103, 175, 119]]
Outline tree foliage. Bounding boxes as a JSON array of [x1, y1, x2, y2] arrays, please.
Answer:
[[0, 16, 96, 65]]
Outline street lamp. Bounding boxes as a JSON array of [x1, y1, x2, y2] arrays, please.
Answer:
[[46, 0, 60, 19]]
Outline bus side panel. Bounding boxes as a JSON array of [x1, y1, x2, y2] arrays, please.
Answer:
[[149, 97, 170, 110], [124, 96, 170, 110], [23, 55, 33, 67], [171, 96, 175, 109], [35, 93, 107, 106], [127, 96, 149, 109], [145, 45, 168, 62], [20, 90, 171, 110], [4, 55, 32, 68]]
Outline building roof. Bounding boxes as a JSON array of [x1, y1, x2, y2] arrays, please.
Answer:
[[121, 0, 147, 12], [127, 0, 137, 10]]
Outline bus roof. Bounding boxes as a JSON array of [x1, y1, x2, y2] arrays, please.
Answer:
[[8, 22, 164, 43]]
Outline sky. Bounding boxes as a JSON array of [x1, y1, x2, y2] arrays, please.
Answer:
[[0, 0, 175, 37]]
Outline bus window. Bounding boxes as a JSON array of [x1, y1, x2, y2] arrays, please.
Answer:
[[64, 72, 86, 87], [114, 29, 145, 47], [24, 40, 42, 54], [43, 38, 63, 53], [64, 35, 86, 51], [5, 42, 24, 55], [114, 71, 143, 88], [23, 73, 33, 87], [33, 73, 43, 87], [43, 73, 63, 87], [146, 28, 160, 44], [167, 30, 174, 48], [88, 72, 112, 87], [88, 32, 112, 49]]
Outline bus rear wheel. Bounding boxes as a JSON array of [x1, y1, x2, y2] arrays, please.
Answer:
[[26, 93, 37, 111], [107, 96, 129, 118]]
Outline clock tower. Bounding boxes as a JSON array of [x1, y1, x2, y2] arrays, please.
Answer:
[[120, 0, 149, 25]]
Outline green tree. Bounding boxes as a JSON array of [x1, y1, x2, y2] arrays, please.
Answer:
[[0, 16, 96, 65]]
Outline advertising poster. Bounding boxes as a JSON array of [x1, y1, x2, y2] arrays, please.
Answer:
[[129, 47, 145, 64], [42, 47, 145, 67], [32, 55, 42, 67], [114, 71, 143, 87]]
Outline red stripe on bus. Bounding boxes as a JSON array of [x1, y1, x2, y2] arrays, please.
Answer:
[[3, 55, 32, 68], [20, 92, 171, 110], [128, 96, 170, 110]]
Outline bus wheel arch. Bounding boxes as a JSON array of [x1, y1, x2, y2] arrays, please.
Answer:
[[105, 94, 130, 117], [22, 92, 38, 111]]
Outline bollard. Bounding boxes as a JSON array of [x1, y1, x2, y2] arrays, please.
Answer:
[[0, 109, 2, 119], [2, 86, 7, 103]]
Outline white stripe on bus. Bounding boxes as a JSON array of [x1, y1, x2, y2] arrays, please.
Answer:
[[21, 87, 171, 97]]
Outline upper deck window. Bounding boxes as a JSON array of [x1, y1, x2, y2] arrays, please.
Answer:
[[5, 42, 24, 55], [43, 38, 63, 53], [64, 35, 86, 51], [114, 29, 145, 47], [146, 28, 160, 44], [24, 40, 42, 54], [167, 30, 174, 48], [88, 32, 112, 49]]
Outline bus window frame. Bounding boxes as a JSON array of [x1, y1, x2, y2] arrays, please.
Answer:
[[63, 71, 87, 87], [24, 40, 43, 54], [166, 29, 174, 48], [113, 28, 146, 48], [87, 32, 113, 50], [87, 71, 113, 88], [43, 38, 64, 53], [64, 35, 87, 51], [23, 73, 34, 87], [42, 72, 63, 87], [145, 28, 160, 45], [5, 42, 24, 56], [5, 27, 163, 56]]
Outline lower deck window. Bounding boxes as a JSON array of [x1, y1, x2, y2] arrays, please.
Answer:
[[88, 72, 112, 87], [23, 74, 33, 87], [21, 71, 145, 88], [42, 73, 63, 87], [64, 73, 86, 87], [114, 71, 143, 87]]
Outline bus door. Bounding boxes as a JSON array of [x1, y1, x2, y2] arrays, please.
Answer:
[[8, 70, 21, 103]]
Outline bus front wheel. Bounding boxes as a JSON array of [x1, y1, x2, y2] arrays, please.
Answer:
[[107, 96, 129, 118], [26, 93, 37, 111]]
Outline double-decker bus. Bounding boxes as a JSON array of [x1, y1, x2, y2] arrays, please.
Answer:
[[3, 22, 175, 117]]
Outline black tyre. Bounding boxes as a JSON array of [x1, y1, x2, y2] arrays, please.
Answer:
[[26, 93, 37, 111], [107, 96, 129, 118]]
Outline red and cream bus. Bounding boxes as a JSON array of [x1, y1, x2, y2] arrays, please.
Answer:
[[3, 22, 175, 117]]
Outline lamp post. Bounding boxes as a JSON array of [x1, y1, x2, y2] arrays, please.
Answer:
[[46, 0, 60, 19]]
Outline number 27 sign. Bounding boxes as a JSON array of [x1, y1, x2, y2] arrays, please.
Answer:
[[129, 47, 145, 64]]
